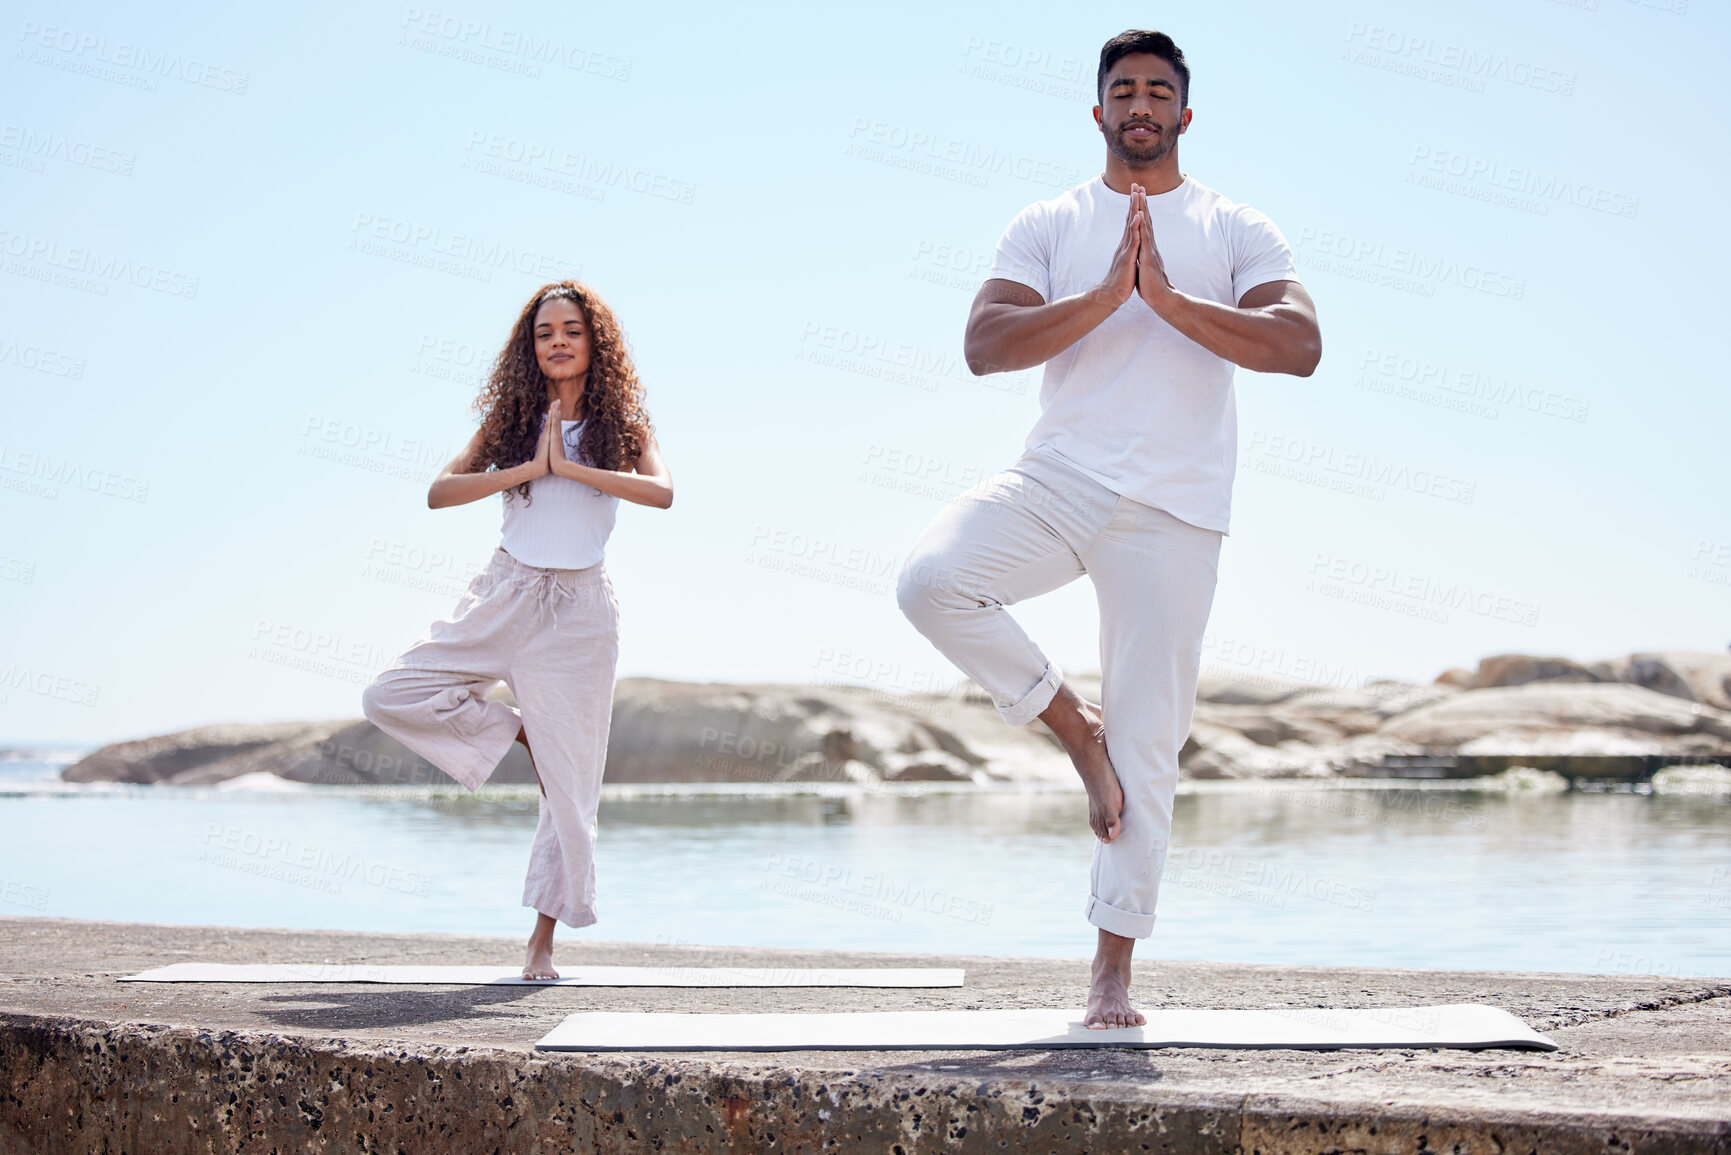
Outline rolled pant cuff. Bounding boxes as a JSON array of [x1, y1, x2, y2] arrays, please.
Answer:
[[1085, 895, 1156, 939], [998, 661, 1063, 726]]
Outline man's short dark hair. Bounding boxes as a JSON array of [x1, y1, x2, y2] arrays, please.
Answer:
[[1097, 30, 1190, 110]]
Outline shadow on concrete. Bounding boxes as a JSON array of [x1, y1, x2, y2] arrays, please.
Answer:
[[253, 985, 543, 1031], [867, 1048, 1168, 1082]]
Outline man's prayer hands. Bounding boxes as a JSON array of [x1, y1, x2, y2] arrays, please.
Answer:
[[1096, 185, 1142, 308], [1092, 183, 1176, 316], [1130, 185, 1175, 311]]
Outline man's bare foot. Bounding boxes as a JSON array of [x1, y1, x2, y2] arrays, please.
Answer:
[[523, 912, 559, 981], [517, 725, 545, 797], [1039, 683, 1123, 842], [1084, 929, 1145, 1030]]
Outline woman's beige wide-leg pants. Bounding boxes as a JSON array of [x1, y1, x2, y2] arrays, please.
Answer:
[[362, 546, 619, 929]]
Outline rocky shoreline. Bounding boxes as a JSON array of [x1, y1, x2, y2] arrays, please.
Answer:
[[55, 650, 1731, 789]]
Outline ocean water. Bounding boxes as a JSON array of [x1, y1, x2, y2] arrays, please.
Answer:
[[2, 750, 1727, 977]]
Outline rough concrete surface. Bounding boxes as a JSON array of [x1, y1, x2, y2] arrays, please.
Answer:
[[0, 917, 1726, 1153]]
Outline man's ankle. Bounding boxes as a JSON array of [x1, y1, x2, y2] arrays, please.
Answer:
[[1039, 683, 1084, 732]]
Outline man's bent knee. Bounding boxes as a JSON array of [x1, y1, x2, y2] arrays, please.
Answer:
[[895, 555, 945, 626]]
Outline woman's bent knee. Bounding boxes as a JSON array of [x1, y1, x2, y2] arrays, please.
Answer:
[[359, 677, 396, 726]]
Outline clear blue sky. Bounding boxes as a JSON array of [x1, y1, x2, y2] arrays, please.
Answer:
[[2, 0, 1725, 745]]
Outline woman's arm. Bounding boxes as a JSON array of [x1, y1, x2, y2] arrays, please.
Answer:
[[551, 433, 673, 509], [426, 412, 554, 509]]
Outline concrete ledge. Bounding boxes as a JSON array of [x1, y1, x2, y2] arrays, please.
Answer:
[[2, 918, 1727, 1153]]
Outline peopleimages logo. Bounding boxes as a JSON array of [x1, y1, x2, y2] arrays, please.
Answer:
[[15, 21, 250, 94], [846, 117, 1081, 190], [1357, 347, 1590, 423], [0, 123, 135, 175], [1408, 146, 1639, 219], [1308, 552, 1541, 627], [462, 131, 696, 205], [0, 443, 148, 502], [1343, 23, 1575, 96], [1293, 227, 1526, 301], [0, 333, 85, 379], [398, 8, 631, 81], [0, 227, 200, 299], [1242, 430, 1477, 505]]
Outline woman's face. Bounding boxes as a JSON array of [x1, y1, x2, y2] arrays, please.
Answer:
[[532, 296, 591, 386]]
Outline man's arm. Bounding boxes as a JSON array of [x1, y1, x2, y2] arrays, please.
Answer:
[[1129, 191, 1320, 376], [962, 191, 1144, 376], [961, 280, 1111, 376], [1148, 276, 1322, 377]]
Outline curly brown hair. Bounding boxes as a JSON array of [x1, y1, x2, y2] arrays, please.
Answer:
[[472, 280, 652, 503]]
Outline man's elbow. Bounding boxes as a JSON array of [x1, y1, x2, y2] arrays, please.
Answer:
[[964, 344, 1013, 377], [1280, 329, 1322, 377], [962, 322, 1004, 377], [962, 333, 988, 377]]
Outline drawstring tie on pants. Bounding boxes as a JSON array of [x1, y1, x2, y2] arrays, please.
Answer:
[[514, 568, 578, 630], [481, 547, 606, 633]]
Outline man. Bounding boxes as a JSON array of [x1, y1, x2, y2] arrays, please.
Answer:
[[896, 29, 1320, 1028]]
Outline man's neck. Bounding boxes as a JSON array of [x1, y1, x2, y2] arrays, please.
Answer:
[[1102, 154, 1183, 195]]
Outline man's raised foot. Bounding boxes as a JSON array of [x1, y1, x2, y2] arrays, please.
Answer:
[[1039, 683, 1124, 842]]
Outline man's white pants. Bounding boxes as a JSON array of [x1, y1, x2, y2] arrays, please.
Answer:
[[896, 449, 1222, 938]]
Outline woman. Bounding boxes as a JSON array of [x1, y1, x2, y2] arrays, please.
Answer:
[[361, 279, 672, 980]]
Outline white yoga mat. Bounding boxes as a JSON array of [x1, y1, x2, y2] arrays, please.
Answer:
[[534, 1004, 1557, 1051], [119, 963, 965, 988]]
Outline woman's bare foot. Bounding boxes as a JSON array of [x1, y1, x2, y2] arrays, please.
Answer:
[[517, 725, 545, 797], [1085, 929, 1145, 1029], [1038, 684, 1123, 842], [523, 912, 559, 981]]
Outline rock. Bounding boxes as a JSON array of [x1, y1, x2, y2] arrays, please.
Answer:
[[1589, 651, 1731, 710], [1651, 763, 1731, 795], [1473, 654, 1605, 689], [1193, 669, 1314, 706], [1434, 668, 1477, 689], [1587, 654, 1697, 703], [1190, 703, 1343, 747], [61, 717, 532, 789], [879, 751, 978, 782], [1280, 681, 1455, 722], [61, 679, 1070, 789], [1455, 729, 1683, 757], [1474, 765, 1572, 792], [1179, 728, 1330, 779], [600, 678, 1049, 785], [59, 653, 1731, 787], [60, 722, 345, 786], [1377, 682, 1731, 756], [1469, 650, 1731, 710]]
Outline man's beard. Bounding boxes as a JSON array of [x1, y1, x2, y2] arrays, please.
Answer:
[[1104, 119, 1178, 168]]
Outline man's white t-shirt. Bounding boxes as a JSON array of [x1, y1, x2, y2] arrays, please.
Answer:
[[987, 174, 1297, 535]]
